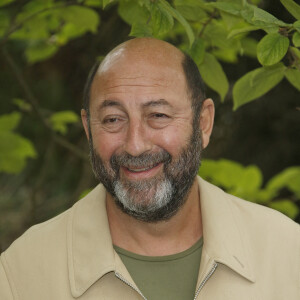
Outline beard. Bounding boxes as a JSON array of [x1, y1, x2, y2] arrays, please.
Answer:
[[88, 121, 202, 223]]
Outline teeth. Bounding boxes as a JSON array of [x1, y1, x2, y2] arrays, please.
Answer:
[[127, 163, 159, 172], [128, 166, 152, 172]]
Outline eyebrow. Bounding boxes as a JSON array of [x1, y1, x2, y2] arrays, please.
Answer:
[[99, 100, 122, 110], [142, 99, 172, 108]]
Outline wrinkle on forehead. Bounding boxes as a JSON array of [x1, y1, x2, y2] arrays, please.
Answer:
[[98, 75, 171, 90], [101, 83, 164, 91]]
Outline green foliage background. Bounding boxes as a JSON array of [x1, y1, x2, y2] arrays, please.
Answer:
[[0, 0, 299, 251]]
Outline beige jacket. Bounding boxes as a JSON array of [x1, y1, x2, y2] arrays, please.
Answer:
[[1, 177, 299, 299]]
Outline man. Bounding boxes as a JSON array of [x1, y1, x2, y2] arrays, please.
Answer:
[[0, 38, 299, 299]]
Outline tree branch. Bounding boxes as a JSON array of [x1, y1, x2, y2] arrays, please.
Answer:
[[199, 9, 217, 38], [2, 47, 88, 161]]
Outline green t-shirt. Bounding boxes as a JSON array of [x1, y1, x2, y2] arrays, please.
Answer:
[[114, 238, 203, 300]]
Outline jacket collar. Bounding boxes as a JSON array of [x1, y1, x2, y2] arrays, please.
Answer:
[[68, 177, 255, 297]]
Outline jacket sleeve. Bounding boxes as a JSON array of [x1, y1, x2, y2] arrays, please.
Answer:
[[0, 255, 14, 299]]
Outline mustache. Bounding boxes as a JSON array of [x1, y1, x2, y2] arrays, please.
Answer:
[[110, 150, 171, 171]]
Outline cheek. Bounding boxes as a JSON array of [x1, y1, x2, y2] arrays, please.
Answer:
[[153, 124, 192, 156], [91, 130, 123, 162]]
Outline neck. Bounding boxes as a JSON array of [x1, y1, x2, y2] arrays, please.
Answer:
[[106, 179, 202, 256]]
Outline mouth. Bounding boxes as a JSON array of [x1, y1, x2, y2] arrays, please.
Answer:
[[126, 163, 160, 173], [121, 163, 162, 179]]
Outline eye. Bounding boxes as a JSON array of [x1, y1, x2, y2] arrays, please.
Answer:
[[148, 112, 172, 129], [151, 113, 169, 119], [101, 115, 126, 132], [103, 117, 119, 124]]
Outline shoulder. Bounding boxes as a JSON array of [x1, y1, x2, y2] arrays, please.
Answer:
[[0, 207, 71, 299], [0, 184, 107, 298], [198, 176, 300, 252], [1, 184, 105, 271], [1, 206, 70, 282], [225, 189, 300, 292], [227, 188, 299, 238], [199, 177, 300, 292], [199, 176, 299, 232]]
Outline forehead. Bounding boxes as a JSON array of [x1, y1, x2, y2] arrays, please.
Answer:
[[90, 54, 189, 108]]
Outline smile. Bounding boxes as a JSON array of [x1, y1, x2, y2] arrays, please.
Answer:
[[126, 164, 159, 173], [121, 163, 162, 179]]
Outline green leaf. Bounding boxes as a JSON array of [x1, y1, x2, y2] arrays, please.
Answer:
[[290, 46, 300, 59], [19, 0, 54, 16], [11, 4, 99, 43], [129, 22, 153, 38], [0, 112, 21, 131], [49, 111, 79, 135], [206, 1, 242, 16], [251, 0, 262, 4], [174, 0, 207, 22], [12, 0, 54, 27], [58, 5, 99, 35], [151, 2, 174, 36], [0, 131, 37, 174], [79, 188, 93, 199], [84, 0, 102, 7], [0, 0, 15, 7], [220, 11, 244, 30], [228, 25, 260, 39], [204, 19, 240, 50], [10, 16, 52, 40], [198, 53, 229, 101], [241, 3, 289, 29], [159, 0, 194, 46], [0, 112, 37, 174], [25, 42, 58, 63], [102, 0, 114, 9], [269, 200, 299, 220], [257, 33, 290, 66], [233, 63, 285, 110], [266, 166, 300, 198], [118, 0, 150, 25], [212, 47, 238, 63], [285, 68, 300, 92], [189, 38, 205, 65], [240, 37, 258, 58], [199, 159, 263, 199], [13, 98, 32, 112], [280, 0, 300, 20], [292, 32, 300, 47], [293, 20, 300, 33]]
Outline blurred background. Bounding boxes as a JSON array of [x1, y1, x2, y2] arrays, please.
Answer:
[[0, 0, 299, 252]]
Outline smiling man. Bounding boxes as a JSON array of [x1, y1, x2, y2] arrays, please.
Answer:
[[1, 38, 299, 300]]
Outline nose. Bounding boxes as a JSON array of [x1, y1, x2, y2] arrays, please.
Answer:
[[123, 119, 152, 156]]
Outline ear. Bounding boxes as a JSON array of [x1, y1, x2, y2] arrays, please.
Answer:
[[199, 98, 215, 149], [81, 109, 90, 141]]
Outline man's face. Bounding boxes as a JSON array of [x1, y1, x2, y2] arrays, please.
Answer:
[[89, 120, 202, 222], [86, 50, 202, 222]]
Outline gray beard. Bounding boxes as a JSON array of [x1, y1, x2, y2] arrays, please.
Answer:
[[88, 121, 202, 223], [114, 177, 173, 214]]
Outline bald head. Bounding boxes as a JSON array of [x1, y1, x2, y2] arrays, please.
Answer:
[[98, 38, 184, 75], [83, 38, 205, 123]]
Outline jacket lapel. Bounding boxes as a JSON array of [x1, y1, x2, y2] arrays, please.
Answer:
[[197, 177, 255, 283], [67, 184, 116, 298]]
